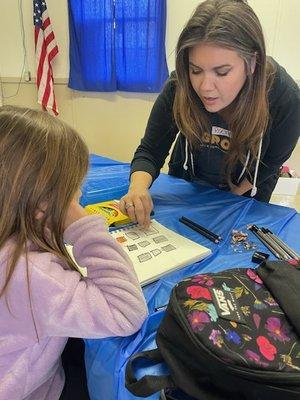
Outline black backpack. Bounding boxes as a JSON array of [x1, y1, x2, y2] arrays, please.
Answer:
[[125, 260, 300, 400]]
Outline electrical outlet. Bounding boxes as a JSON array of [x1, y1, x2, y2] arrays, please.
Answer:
[[24, 70, 31, 82]]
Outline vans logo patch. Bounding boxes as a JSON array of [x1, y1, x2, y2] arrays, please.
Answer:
[[211, 288, 246, 323]]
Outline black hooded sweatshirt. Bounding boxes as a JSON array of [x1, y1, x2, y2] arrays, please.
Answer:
[[131, 59, 300, 202]]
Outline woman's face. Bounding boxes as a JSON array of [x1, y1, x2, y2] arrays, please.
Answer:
[[189, 43, 251, 113]]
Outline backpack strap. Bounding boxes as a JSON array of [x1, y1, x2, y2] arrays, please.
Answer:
[[257, 260, 300, 335], [125, 348, 176, 397]]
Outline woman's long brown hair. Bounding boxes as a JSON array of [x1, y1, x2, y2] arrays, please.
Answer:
[[173, 0, 275, 184], [0, 106, 89, 298]]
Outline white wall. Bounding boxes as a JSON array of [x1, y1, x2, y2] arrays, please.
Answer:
[[0, 0, 299, 166], [1, 0, 300, 80], [0, 0, 69, 80]]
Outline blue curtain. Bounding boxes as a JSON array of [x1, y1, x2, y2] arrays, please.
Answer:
[[68, 0, 168, 92], [115, 0, 168, 92], [68, 0, 116, 91]]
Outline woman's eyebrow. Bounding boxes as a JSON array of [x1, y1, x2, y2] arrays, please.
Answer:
[[189, 62, 232, 70], [214, 64, 232, 70], [189, 62, 201, 68]]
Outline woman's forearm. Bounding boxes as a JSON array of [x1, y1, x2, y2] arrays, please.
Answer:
[[129, 171, 153, 190]]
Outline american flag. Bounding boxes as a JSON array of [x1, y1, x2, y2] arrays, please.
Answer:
[[33, 0, 59, 115]]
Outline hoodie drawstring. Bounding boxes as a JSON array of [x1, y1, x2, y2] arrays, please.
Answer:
[[250, 133, 263, 197], [237, 150, 250, 183], [183, 135, 195, 175], [183, 134, 188, 171], [236, 133, 263, 197]]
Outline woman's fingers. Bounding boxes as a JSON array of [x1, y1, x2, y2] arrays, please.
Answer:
[[120, 191, 153, 228], [132, 197, 149, 228], [119, 196, 128, 215], [141, 195, 153, 228], [125, 200, 138, 223]]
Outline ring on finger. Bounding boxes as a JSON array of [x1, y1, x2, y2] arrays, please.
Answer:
[[125, 203, 134, 209]]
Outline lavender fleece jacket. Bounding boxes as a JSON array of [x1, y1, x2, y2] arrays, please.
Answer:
[[0, 215, 148, 400]]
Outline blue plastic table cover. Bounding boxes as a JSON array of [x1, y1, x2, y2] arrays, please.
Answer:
[[82, 155, 300, 400], [80, 154, 131, 206]]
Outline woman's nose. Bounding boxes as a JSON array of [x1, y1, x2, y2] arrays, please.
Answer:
[[199, 74, 215, 91]]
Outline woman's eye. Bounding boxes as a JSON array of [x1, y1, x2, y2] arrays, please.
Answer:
[[191, 69, 201, 75], [216, 71, 229, 77]]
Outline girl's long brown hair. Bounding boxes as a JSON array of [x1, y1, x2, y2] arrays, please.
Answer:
[[173, 0, 275, 183], [0, 106, 89, 297]]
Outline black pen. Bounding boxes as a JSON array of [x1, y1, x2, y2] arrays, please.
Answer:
[[179, 217, 220, 244], [181, 216, 222, 241]]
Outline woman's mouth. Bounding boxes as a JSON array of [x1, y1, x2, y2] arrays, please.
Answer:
[[202, 96, 218, 105]]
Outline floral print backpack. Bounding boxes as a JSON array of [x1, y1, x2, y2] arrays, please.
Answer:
[[126, 260, 300, 400]]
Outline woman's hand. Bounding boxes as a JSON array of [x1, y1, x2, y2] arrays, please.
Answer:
[[120, 171, 153, 228], [120, 187, 153, 228]]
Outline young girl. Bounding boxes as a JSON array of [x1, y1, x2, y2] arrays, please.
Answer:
[[120, 0, 300, 227], [0, 106, 148, 400]]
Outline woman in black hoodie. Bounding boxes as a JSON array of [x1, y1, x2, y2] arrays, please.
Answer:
[[120, 0, 300, 227]]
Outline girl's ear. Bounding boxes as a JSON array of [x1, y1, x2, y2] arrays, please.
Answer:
[[250, 53, 257, 74]]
